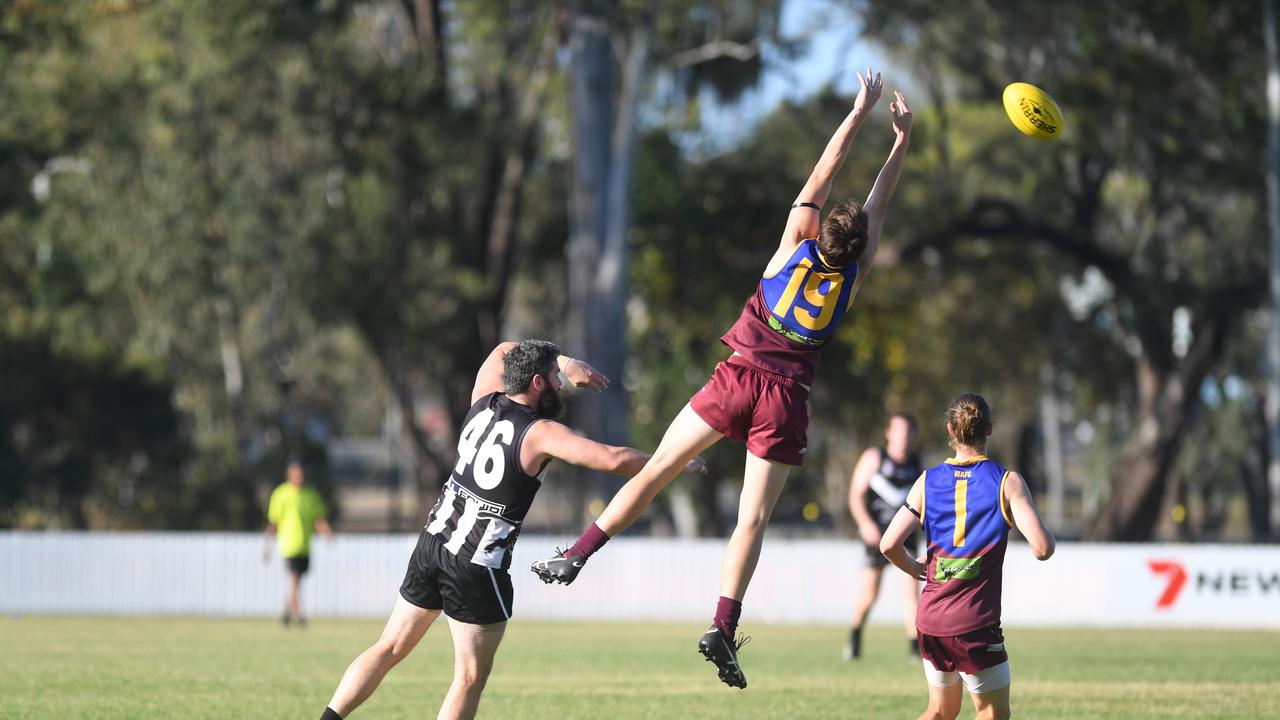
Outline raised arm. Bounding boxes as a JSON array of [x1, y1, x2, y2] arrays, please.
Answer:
[[1002, 471, 1056, 560], [854, 91, 912, 287], [780, 69, 883, 248], [471, 342, 609, 405], [471, 342, 520, 404]]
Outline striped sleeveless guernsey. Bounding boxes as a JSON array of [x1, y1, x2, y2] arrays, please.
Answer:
[[917, 455, 1013, 636], [424, 392, 548, 570]]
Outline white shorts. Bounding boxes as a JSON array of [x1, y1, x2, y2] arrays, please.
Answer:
[[923, 658, 1011, 694]]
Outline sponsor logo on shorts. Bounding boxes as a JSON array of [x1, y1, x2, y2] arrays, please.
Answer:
[[935, 556, 982, 582]]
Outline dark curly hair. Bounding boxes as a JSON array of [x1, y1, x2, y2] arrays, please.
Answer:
[[502, 340, 560, 395], [817, 200, 870, 269]]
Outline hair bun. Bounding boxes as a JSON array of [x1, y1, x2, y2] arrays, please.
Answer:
[[946, 393, 992, 450]]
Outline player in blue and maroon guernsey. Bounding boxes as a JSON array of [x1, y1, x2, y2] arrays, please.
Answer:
[[880, 393, 1056, 720], [533, 69, 914, 689]]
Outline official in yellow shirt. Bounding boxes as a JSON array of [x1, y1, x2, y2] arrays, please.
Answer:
[[264, 460, 332, 626]]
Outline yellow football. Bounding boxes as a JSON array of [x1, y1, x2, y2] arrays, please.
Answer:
[[1002, 82, 1063, 140]]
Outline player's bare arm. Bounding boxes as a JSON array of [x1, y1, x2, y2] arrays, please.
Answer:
[[1003, 471, 1056, 560], [778, 69, 883, 251], [849, 91, 912, 297], [262, 522, 277, 562], [471, 342, 520, 404], [879, 475, 926, 580], [520, 420, 706, 479], [471, 342, 607, 404], [847, 448, 883, 547]]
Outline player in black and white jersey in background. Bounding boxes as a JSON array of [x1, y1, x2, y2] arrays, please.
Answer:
[[846, 413, 923, 662], [318, 340, 704, 720]]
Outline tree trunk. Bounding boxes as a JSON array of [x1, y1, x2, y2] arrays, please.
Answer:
[[1264, 0, 1280, 540], [1089, 378, 1187, 540], [1089, 308, 1230, 540], [1245, 394, 1273, 540], [567, 0, 647, 522], [375, 337, 448, 525]]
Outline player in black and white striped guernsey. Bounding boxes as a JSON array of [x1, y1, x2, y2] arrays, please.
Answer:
[[846, 413, 924, 662], [424, 387, 551, 574], [319, 340, 705, 720]]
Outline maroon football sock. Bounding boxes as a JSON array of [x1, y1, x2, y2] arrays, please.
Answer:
[[712, 596, 742, 639], [566, 522, 610, 560]]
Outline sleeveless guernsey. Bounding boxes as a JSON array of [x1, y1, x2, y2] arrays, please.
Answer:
[[917, 455, 1013, 636], [720, 239, 859, 385], [424, 392, 548, 570]]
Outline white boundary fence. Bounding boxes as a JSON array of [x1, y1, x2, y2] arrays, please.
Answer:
[[2, 532, 1278, 628]]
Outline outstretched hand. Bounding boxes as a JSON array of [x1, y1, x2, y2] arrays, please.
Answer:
[[683, 455, 709, 475], [852, 68, 883, 118], [889, 90, 912, 139], [563, 358, 609, 392]]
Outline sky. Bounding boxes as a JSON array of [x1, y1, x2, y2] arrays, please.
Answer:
[[692, 0, 896, 150]]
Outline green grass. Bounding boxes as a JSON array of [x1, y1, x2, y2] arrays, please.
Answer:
[[3, 617, 1278, 719]]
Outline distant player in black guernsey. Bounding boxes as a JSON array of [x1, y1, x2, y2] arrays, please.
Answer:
[[318, 340, 704, 720], [846, 413, 923, 661]]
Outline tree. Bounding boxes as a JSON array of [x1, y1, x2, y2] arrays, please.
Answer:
[[856, 1, 1268, 539], [565, 0, 785, 529]]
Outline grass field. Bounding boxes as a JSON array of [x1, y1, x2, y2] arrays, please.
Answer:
[[3, 617, 1278, 719]]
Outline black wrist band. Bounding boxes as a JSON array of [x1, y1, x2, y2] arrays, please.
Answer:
[[791, 202, 820, 210]]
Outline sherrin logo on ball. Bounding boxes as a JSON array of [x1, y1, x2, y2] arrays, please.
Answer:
[[1002, 82, 1063, 140]]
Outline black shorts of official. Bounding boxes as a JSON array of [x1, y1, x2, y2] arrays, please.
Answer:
[[863, 527, 922, 570], [286, 555, 311, 575], [400, 529, 513, 625]]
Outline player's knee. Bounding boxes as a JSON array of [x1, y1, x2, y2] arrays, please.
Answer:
[[735, 513, 770, 534], [454, 669, 489, 693], [374, 637, 411, 664], [649, 447, 692, 481], [453, 660, 493, 689], [975, 706, 1009, 720], [972, 704, 1009, 720], [921, 708, 958, 720]]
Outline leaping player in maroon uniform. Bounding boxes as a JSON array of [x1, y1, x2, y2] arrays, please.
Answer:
[[533, 69, 913, 689], [880, 393, 1056, 720]]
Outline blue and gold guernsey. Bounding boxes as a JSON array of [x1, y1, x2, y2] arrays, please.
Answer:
[[917, 455, 1014, 637], [759, 240, 859, 345], [721, 239, 859, 385]]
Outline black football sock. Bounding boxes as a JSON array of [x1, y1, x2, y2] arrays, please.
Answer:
[[320, 707, 343, 720], [848, 627, 862, 658]]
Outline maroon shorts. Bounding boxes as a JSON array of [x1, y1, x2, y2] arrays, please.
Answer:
[[917, 625, 1009, 675], [689, 355, 809, 465]]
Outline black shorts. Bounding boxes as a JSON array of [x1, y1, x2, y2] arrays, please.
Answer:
[[863, 527, 922, 570], [400, 530, 513, 625], [286, 555, 311, 575]]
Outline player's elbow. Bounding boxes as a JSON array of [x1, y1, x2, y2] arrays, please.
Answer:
[[610, 447, 646, 476], [1032, 535, 1056, 561], [878, 535, 896, 557]]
